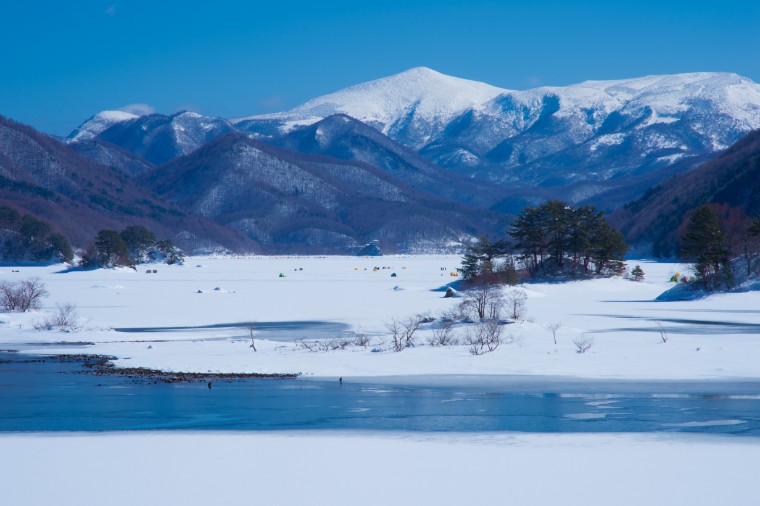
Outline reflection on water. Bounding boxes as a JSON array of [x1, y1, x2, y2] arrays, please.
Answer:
[[0, 353, 759, 435]]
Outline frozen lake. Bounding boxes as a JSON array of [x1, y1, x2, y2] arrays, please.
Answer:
[[2, 353, 759, 435]]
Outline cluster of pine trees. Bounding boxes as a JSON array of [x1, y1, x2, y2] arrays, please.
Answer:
[[0, 205, 73, 263], [462, 201, 628, 283], [680, 205, 760, 290], [79, 225, 183, 268]]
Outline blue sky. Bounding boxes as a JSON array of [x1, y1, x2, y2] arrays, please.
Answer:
[[2, 0, 759, 135]]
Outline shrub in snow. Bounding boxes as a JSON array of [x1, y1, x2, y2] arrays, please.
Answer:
[[504, 288, 527, 320], [352, 331, 371, 348], [573, 337, 593, 354], [385, 314, 424, 352], [0, 278, 48, 312], [631, 265, 645, 281], [466, 319, 503, 355], [428, 319, 458, 347], [34, 302, 82, 332]]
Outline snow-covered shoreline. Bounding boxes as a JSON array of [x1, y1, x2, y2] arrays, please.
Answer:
[[3, 255, 760, 382]]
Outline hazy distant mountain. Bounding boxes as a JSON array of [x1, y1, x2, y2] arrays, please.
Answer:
[[0, 115, 255, 252], [612, 129, 760, 257], [145, 133, 506, 253]]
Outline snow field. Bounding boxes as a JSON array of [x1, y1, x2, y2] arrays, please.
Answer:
[[1, 431, 757, 506], [3, 256, 760, 380]]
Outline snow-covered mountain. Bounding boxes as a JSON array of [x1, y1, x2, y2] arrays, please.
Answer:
[[234, 67, 507, 149], [68, 68, 760, 210], [146, 132, 505, 253], [67, 110, 139, 142], [70, 111, 235, 165], [236, 69, 760, 206]]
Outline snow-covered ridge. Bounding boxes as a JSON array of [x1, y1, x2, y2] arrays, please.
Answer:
[[71, 69, 760, 149], [67, 110, 138, 142], [230, 69, 760, 154], [234, 67, 509, 134]]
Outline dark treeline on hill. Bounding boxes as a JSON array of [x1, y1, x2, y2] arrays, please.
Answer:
[[461, 201, 628, 283], [0, 205, 73, 263], [79, 225, 183, 269], [613, 129, 760, 257], [677, 204, 760, 291]]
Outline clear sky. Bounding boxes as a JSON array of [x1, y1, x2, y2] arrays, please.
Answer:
[[2, 0, 759, 136]]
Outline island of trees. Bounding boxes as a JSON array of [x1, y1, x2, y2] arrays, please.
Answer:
[[461, 200, 628, 284], [79, 225, 184, 268]]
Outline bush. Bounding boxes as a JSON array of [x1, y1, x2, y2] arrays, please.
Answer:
[[386, 314, 424, 352], [466, 319, 504, 355], [504, 288, 527, 320], [34, 302, 82, 331], [631, 265, 645, 282], [428, 319, 458, 347], [0, 278, 48, 312], [573, 337, 594, 354]]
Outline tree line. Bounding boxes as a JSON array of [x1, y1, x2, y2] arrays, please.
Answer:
[[679, 204, 760, 290], [462, 200, 628, 283], [0, 205, 73, 263], [79, 225, 184, 268]]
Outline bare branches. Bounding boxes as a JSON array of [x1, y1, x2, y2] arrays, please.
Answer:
[[428, 319, 458, 347], [547, 322, 561, 345], [386, 314, 424, 352], [34, 302, 82, 332], [0, 278, 48, 312], [504, 288, 527, 320], [572, 336, 593, 354], [462, 282, 504, 319], [245, 321, 256, 351], [655, 321, 668, 343], [466, 319, 504, 355]]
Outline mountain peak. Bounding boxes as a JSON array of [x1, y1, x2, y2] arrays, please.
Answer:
[[67, 110, 138, 142], [236, 67, 507, 140]]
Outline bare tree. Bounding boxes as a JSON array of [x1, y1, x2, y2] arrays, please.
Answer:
[[35, 302, 82, 331], [385, 314, 424, 352], [573, 336, 593, 354], [0, 281, 18, 311], [655, 321, 668, 343], [245, 321, 257, 351], [295, 339, 319, 352], [504, 288, 527, 320], [462, 281, 504, 319], [547, 322, 561, 345], [0, 278, 48, 312], [352, 329, 371, 348], [428, 319, 458, 347], [466, 319, 504, 355]]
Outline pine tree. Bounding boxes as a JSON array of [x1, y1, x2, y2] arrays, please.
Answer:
[[94, 229, 129, 268], [680, 206, 731, 290], [631, 265, 645, 281]]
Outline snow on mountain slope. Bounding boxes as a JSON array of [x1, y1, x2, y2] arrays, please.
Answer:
[[453, 72, 760, 155], [67, 110, 138, 142], [236, 67, 508, 148], [92, 111, 236, 165]]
